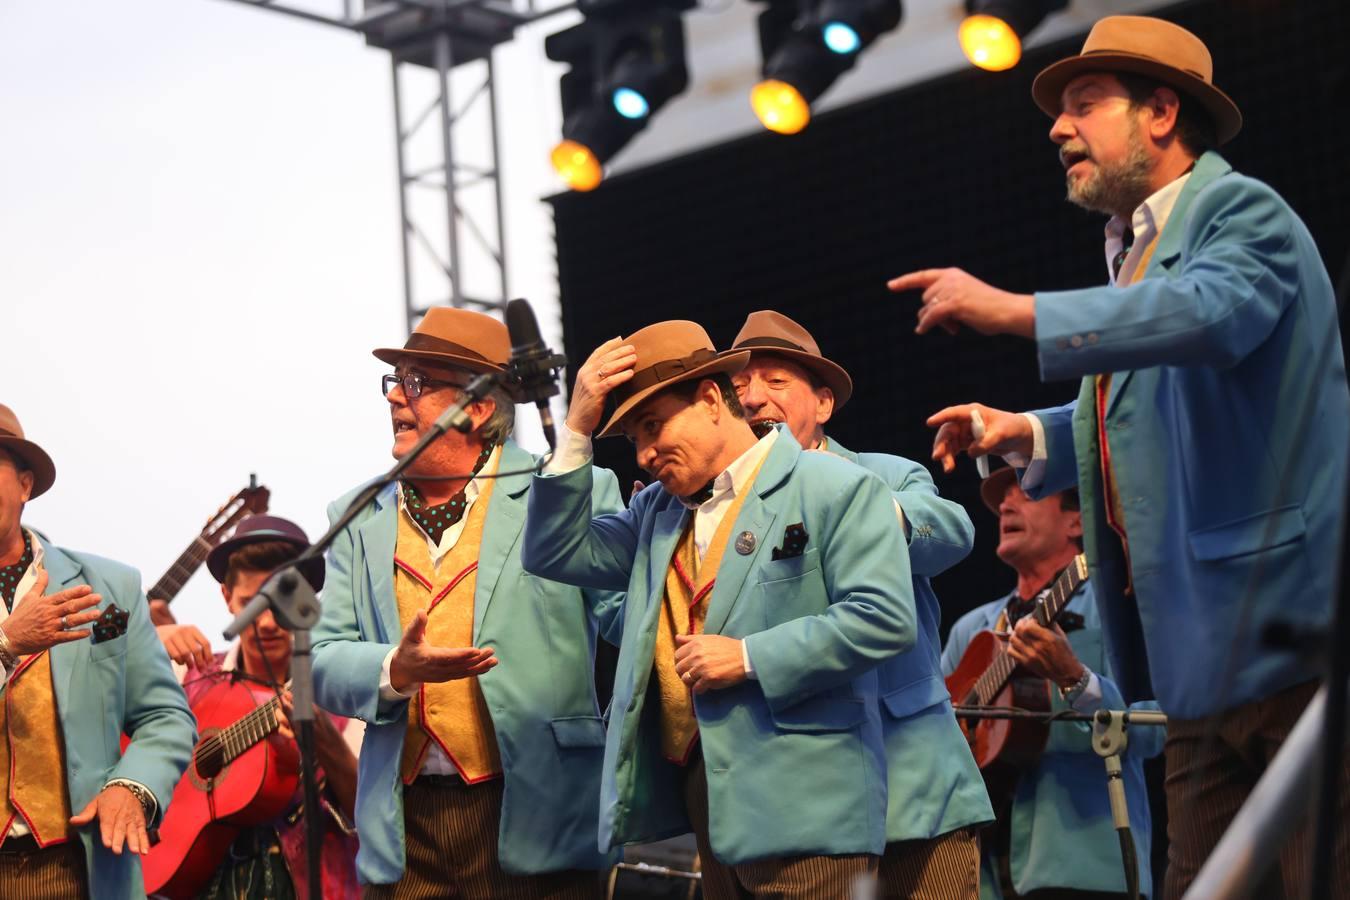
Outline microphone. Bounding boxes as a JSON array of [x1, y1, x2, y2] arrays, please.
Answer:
[[505, 298, 567, 450]]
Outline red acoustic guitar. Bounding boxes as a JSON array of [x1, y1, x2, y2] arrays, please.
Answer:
[[142, 680, 299, 898], [944, 554, 1089, 802]]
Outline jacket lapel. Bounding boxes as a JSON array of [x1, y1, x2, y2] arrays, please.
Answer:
[[1105, 152, 1232, 418], [36, 538, 84, 707], [823, 436, 857, 463], [648, 505, 689, 611], [358, 484, 401, 642], [701, 433, 795, 636], [473, 442, 533, 642]]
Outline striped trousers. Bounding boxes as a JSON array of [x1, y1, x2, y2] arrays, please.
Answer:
[[682, 759, 878, 899], [362, 777, 602, 900], [0, 840, 86, 899], [1163, 679, 1350, 899], [878, 827, 981, 899]]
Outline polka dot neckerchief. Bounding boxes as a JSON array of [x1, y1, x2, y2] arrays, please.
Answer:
[[401, 443, 496, 545], [0, 531, 35, 613]]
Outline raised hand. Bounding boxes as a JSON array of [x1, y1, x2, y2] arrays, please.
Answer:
[[926, 404, 1034, 474], [2, 570, 104, 655], [389, 609, 497, 694], [157, 624, 214, 669], [565, 337, 638, 436], [888, 267, 1035, 338]]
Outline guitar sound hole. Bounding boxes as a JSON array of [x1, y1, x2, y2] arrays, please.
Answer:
[[192, 727, 228, 785]]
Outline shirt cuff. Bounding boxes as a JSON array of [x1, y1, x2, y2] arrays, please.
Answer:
[[1068, 671, 1104, 713], [1010, 412, 1048, 490], [380, 648, 418, 703], [542, 423, 594, 475], [892, 499, 909, 541], [741, 639, 757, 681], [103, 778, 159, 824]]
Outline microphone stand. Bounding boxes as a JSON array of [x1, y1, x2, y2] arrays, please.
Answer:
[[223, 370, 501, 900], [954, 705, 1168, 900]]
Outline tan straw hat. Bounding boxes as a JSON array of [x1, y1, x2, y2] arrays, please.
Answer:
[[373, 307, 510, 375], [1032, 15, 1242, 145], [597, 321, 750, 439], [0, 404, 56, 499], [727, 310, 854, 409]]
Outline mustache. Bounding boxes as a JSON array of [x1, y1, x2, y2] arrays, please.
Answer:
[[1059, 144, 1091, 166]]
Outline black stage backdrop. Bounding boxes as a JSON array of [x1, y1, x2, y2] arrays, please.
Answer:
[[550, 0, 1350, 633]]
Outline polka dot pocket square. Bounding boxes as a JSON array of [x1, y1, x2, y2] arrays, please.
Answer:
[[772, 523, 809, 561], [91, 603, 129, 644]]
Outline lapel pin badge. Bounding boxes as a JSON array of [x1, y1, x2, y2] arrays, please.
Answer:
[[734, 531, 756, 555]]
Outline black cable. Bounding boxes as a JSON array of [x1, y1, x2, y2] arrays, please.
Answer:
[[1118, 824, 1141, 900]]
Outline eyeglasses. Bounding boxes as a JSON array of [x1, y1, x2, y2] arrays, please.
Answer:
[[381, 372, 468, 399]]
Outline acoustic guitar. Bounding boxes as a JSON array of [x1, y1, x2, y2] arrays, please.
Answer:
[[141, 679, 299, 899], [944, 554, 1089, 802], [146, 478, 270, 611]]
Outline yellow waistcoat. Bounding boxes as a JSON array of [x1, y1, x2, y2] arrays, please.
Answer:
[[395, 464, 502, 784], [654, 465, 762, 765], [0, 648, 72, 845]]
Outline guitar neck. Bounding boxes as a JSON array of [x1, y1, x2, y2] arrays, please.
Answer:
[[971, 554, 1089, 705], [195, 692, 285, 778], [147, 536, 215, 604]]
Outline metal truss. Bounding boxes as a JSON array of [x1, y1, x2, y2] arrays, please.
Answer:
[[214, 0, 576, 331]]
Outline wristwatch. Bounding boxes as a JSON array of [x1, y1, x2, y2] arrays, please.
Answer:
[[0, 627, 19, 671], [105, 779, 157, 823], [1058, 666, 1092, 704]]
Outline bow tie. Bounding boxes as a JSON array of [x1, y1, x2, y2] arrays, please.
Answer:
[[683, 478, 718, 507]]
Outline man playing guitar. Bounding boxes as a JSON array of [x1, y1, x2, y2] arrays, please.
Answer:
[[941, 469, 1161, 900], [156, 515, 360, 900]]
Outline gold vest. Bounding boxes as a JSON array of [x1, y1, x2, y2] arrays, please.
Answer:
[[395, 458, 502, 784], [0, 649, 72, 845], [654, 462, 763, 764]]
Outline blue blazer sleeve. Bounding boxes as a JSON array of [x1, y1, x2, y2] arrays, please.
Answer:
[[860, 452, 975, 578], [745, 469, 918, 712], [1026, 401, 1080, 499], [1036, 175, 1301, 379], [312, 499, 401, 726], [522, 464, 644, 592], [581, 467, 629, 646]]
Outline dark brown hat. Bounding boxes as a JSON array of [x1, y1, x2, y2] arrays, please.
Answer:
[[728, 310, 853, 409], [597, 321, 750, 439], [979, 467, 1019, 515], [207, 514, 324, 591], [0, 404, 56, 499], [1032, 15, 1242, 145], [373, 307, 510, 376]]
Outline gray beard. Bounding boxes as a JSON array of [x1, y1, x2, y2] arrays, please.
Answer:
[[1065, 133, 1153, 219]]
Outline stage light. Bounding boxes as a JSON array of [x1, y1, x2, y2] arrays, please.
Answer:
[[612, 87, 650, 120], [751, 80, 812, 134], [822, 22, 861, 54], [961, 0, 1067, 70], [752, 0, 902, 134], [546, 1, 696, 191]]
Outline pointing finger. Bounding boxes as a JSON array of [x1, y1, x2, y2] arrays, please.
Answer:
[[887, 270, 942, 293]]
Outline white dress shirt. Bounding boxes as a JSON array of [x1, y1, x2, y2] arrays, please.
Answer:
[[378, 446, 499, 777]]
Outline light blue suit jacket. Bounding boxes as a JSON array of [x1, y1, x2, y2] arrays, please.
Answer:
[[522, 431, 916, 865], [21, 533, 196, 900], [941, 583, 1162, 898], [826, 439, 993, 842], [1027, 152, 1350, 718], [311, 442, 624, 885]]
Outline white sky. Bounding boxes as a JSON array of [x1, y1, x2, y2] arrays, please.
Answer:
[[1, 0, 1156, 640]]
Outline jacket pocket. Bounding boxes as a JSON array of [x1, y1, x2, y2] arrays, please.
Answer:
[[550, 715, 606, 748], [1187, 505, 1306, 562], [89, 633, 128, 662], [770, 695, 866, 733], [880, 674, 949, 719]]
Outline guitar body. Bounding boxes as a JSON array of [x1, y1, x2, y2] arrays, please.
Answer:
[[946, 629, 1052, 803], [142, 680, 300, 899]]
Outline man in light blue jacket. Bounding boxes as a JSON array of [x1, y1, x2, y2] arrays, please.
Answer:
[[0, 403, 195, 899], [889, 16, 1350, 897], [727, 310, 992, 898], [941, 468, 1161, 899], [522, 320, 915, 899], [312, 309, 621, 897]]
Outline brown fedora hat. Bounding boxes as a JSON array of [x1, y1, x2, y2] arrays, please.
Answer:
[[597, 321, 750, 439], [1032, 16, 1242, 145], [373, 307, 510, 375], [0, 404, 56, 499], [728, 310, 854, 409], [979, 466, 1019, 515]]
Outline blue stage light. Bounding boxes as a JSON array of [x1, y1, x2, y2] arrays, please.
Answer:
[[612, 87, 651, 119], [822, 21, 861, 54]]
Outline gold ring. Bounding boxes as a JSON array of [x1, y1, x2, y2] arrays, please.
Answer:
[[598, 367, 607, 379]]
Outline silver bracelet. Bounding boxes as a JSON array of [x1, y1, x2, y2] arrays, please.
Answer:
[[1059, 666, 1092, 703], [0, 627, 18, 671]]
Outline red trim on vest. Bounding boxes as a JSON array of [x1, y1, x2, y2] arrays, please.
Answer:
[[427, 562, 478, 613], [4, 658, 69, 849], [394, 558, 434, 591], [413, 682, 501, 786]]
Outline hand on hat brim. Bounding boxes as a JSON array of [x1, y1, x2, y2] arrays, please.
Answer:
[[565, 337, 638, 437]]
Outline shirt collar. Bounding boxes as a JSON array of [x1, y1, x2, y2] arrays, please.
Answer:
[[1103, 171, 1192, 277], [678, 428, 778, 511], [21, 528, 44, 571]]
